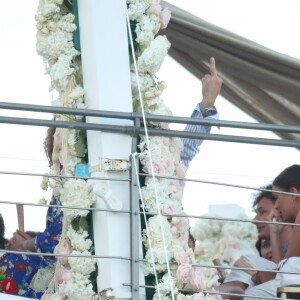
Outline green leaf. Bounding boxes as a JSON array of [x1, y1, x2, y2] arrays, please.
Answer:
[[79, 216, 89, 231], [128, 20, 138, 50], [71, 216, 80, 231], [75, 129, 87, 158], [71, 216, 89, 232]]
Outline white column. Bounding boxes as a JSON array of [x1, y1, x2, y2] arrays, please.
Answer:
[[77, 1, 144, 299]]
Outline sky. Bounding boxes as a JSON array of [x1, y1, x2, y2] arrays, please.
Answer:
[[0, 0, 300, 237], [159, 0, 300, 223]]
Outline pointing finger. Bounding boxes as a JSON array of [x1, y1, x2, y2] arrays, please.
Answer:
[[210, 57, 217, 76]]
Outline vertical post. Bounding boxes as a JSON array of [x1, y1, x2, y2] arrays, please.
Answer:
[[130, 118, 145, 300], [77, 1, 145, 299], [16, 204, 24, 232]]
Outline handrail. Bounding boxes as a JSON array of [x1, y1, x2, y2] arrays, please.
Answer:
[[0, 101, 300, 133], [0, 115, 299, 148]]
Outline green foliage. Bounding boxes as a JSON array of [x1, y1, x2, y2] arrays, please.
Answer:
[[63, 0, 81, 51], [75, 129, 87, 158], [128, 20, 138, 51], [71, 216, 89, 232]]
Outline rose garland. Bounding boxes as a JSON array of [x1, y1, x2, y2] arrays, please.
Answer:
[[34, 0, 234, 299], [128, 1, 223, 299], [191, 214, 258, 289], [35, 1, 96, 299]]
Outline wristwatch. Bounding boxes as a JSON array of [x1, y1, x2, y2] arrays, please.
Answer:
[[199, 103, 217, 117]]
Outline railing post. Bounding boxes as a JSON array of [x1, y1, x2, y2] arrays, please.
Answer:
[[130, 117, 145, 299]]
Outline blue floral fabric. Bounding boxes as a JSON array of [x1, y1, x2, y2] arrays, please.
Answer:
[[0, 196, 63, 299]]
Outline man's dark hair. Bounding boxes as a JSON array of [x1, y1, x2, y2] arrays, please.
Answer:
[[252, 184, 275, 210], [255, 239, 262, 257]]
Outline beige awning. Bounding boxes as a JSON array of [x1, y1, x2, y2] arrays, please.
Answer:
[[162, 1, 300, 142]]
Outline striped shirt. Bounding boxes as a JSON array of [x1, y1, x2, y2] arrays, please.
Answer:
[[180, 103, 219, 169]]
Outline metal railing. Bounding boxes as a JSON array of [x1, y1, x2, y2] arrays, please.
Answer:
[[0, 101, 299, 300]]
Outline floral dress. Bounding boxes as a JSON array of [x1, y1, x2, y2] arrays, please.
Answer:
[[0, 196, 63, 298]]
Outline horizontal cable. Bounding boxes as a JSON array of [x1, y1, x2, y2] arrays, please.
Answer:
[[0, 168, 295, 199], [1, 200, 298, 227], [136, 258, 300, 276], [0, 116, 299, 148], [122, 284, 285, 300], [0, 170, 130, 182], [192, 262, 300, 276], [141, 173, 298, 196], [1, 101, 299, 133], [0, 168, 296, 202], [4, 249, 299, 277], [4, 249, 131, 260], [0, 199, 131, 214]]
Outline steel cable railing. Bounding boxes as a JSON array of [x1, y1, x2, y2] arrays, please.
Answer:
[[1, 104, 300, 299]]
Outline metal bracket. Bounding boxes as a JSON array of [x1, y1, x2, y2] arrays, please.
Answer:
[[90, 158, 130, 172]]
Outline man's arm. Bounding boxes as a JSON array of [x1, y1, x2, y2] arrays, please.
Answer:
[[180, 57, 223, 169]]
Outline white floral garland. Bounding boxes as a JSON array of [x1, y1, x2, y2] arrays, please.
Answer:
[[34, 1, 242, 299], [128, 1, 223, 299], [191, 214, 258, 289], [35, 1, 96, 299]]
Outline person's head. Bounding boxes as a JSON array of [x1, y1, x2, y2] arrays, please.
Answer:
[[43, 127, 56, 167], [252, 184, 276, 239], [273, 164, 300, 223], [0, 213, 7, 249], [255, 239, 272, 260]]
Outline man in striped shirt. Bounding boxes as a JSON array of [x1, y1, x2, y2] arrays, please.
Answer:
[[180, 57, 223, 169]]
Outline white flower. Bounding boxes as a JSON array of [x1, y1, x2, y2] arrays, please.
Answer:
[[141, 178, 174, 212], [64, 273, 95, 300], [49, 0, 64, 5], [155, 273, 178, 297], [36, 0, 95, 297], [130, 72, 154, 98], [39, 198, 48, 205], [68, 251, 96, 276], [143, 215, 177, 250], [36, 30, 76, 61], [58, 13, 77, 33], [67, 227, 93, 252], [128, 3, 148, 21], [40, 175, 49, 190], [60, 179, 95, 219], [143, 247, 169, 274], [49, 56, 76, 92], [191, 214, 257, 289], [135, 14, 157, 46], [136, 35, 171, 74], [38, 3, 60, 21], [67, 130, 77, 146], [69, 85, 85, 100]]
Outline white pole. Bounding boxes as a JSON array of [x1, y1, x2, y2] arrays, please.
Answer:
[[77, 1, 145, 299]]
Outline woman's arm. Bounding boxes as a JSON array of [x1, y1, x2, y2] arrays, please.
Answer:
[[268, 208, 283, 263], [284, 212, 300, 259], [8, 198, 63, 253]]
